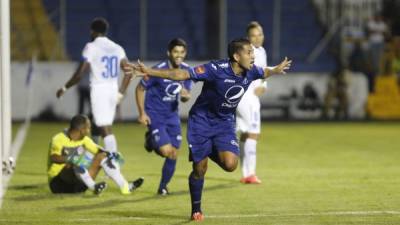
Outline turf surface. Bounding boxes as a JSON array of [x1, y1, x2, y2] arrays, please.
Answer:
[[1, 122, 400, 224]]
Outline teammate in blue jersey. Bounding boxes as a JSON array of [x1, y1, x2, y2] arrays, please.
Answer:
[[135, 38, 192, 195], [127, 38, 291, 221]]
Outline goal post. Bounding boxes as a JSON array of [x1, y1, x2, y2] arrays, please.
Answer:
[[0, 0, 11, 202]]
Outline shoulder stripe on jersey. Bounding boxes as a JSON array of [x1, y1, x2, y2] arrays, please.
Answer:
[[157, 62, 167, 68]]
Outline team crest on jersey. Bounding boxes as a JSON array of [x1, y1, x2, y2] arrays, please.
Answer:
[[242, 78, 249, 84], [195, 66, 206, 74]]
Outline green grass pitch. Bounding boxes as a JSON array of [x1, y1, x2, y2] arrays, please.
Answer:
[[1, 122, 400, 224]]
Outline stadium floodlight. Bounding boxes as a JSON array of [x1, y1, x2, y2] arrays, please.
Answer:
[[0, 0, 11, 206]]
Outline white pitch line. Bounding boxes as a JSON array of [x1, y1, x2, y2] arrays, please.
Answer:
[[0, 210, 399, 222], [207, 210, 400, 218]]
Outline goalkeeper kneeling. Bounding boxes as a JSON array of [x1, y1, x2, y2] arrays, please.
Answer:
[[47, 114, 144, 195]]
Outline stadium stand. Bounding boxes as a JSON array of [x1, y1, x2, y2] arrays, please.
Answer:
[[11, 0, 66, 60], [41, 0, 334, 72]]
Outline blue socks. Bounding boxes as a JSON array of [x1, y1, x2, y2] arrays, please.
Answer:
[[159, 158, 177, 190], [189, 172, 204, 213]]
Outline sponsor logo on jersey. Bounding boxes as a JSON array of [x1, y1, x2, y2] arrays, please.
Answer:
[[163, 83, 182, 101], [222, 85, 245, 108]]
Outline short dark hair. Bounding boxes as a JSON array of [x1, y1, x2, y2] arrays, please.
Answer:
[[246, 21, 262, 34], [90, 17, 109, 34], [167, 38, 187, 52], [227, 38, 251, 61], [69, 115, 89, 130]]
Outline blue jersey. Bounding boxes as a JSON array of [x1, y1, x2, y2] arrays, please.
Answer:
[[188, 59, 264, 121], [141, 60, 193, 118]]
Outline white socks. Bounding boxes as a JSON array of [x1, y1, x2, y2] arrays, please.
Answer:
[[104, 135, 117, 153], [241, 138, 257, 177], [240, 141, 247, 176], [74, 168, 95, 190], [101, 157, 127, 189]]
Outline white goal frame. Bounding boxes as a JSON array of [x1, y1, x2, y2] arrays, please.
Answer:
[[0, 0, 11, 205]]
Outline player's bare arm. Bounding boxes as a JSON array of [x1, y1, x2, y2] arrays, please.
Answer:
[[117, 58, 135, 104], [263, 57, 292, 78], [128, 60, 190, 81], [135, 83, 151, 125], [119, 58, 134, 93], [56, 61, 90, 98]]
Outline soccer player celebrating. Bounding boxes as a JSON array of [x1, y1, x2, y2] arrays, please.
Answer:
[[135, 38, 192, 195], [128, 38, 291, 221], [56, 17, 133, 156], [236, 21, 268, 184], [48, 115, 144, 194]]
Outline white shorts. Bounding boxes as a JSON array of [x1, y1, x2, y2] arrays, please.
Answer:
[[236, 96, 261, 134], [90, 84, 118, 127]]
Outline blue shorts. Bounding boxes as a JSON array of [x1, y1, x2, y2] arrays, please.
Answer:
[[148, 113, 182, 149], [187, 114, 239, 163]]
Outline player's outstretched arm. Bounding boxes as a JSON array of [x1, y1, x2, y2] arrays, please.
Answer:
[[135, 83, 151, 125], [56, 62, 90, 98], [117, 59, 135, 104], [129, 60, 190, 81], [263, 57, 292, 78]]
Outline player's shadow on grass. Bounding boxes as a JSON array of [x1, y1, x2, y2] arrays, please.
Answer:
[[8, 183, 47, 191], [12, 193, 54, 202], [58, 181, 240, 212], [12, 189, 88, 202], [144, 172, 238, 183]]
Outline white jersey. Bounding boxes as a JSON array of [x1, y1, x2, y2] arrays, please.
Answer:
[[236, 45, 267, 134], [254, 45, 267, 68], [243, 45, 268, 100], [82, 37, 127, 86], [82, 37, 126, 127]]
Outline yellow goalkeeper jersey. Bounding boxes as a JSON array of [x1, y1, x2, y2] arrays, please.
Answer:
[[47, 131, 99, 180]]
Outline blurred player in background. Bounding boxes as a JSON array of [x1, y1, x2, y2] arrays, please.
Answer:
[[56, 17, 133, 155], [135, 38, 192, 195], [48, 115, 144, 194], [236, 21, 268, 184], [128, 38, 291, 221]]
